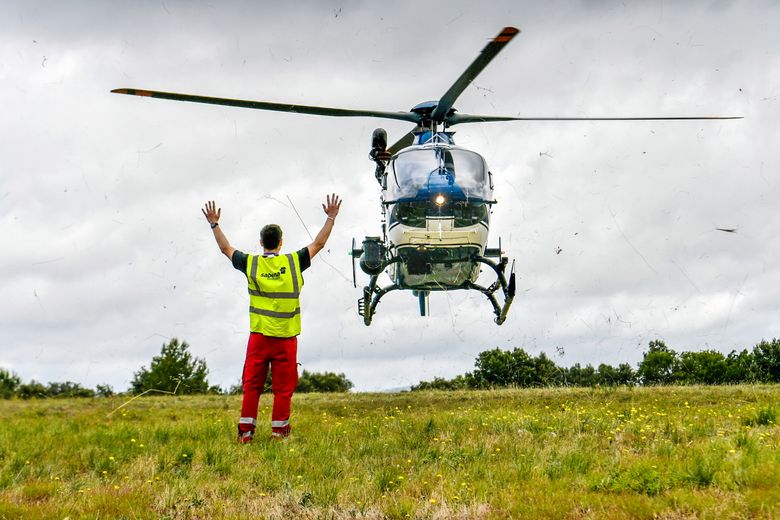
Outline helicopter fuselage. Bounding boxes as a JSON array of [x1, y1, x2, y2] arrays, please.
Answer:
[[353, 133, 514, 324], [381, 139, 495, 290]]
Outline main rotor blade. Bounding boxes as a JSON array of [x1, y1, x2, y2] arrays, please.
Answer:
[[387, 129, 418, 155], [430, 27, 520, 123], [111, 88, 422, 124], [447, 113, 743, 125]]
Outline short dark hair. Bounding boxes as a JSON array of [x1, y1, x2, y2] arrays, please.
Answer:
[[260, 224, 283, 250]]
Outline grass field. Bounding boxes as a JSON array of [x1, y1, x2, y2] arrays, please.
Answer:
[[1, 386, 779, 519]]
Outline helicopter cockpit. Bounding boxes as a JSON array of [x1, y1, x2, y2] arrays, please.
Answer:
[[384, 145, 494, 229]]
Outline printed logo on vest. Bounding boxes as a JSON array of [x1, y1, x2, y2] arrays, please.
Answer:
[[259, 266, 287, 279]]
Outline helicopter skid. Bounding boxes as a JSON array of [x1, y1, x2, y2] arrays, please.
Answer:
[[358, 254, 515, 326]]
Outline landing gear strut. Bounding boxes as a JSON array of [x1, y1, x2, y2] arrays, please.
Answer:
[[468, 256, 516, 325], [354, 251, 515, 326], [357, 257, 402, 326]]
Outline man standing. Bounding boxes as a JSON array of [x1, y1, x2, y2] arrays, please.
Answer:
[[201, 194, 342, 442]]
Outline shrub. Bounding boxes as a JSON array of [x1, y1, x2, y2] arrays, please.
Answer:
[[16, 381, 47, 399], [753, 338, 780, 382], [296, 370, 353, 393], [411, 375, 469, 391], [130, 338, 210, 395], [95, 384, 115, 397], [0, 368, 21, 399], [46, 381, 95, 398], [563, 363, 597, 387], [674, 350, 728, 385], [724, 349, 758, 383], [637, 340, 677, 385]]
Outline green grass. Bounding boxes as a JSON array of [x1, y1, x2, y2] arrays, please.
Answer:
[[1, 386, 779, 519]]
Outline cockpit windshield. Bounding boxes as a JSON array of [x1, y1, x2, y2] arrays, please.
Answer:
[[386, 147, 491, 202]]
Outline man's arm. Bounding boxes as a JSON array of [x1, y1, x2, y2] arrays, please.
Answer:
[[201, 200, 236, 260], [307, 193, 342, 259]]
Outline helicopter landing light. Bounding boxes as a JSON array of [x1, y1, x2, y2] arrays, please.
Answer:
[[434, 194, 446, 206]]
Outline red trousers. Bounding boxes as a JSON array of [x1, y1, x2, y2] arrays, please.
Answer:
[[238, 332, 298, 437]]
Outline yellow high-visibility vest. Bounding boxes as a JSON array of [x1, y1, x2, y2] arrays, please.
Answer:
[[245, 253, 304, 337]]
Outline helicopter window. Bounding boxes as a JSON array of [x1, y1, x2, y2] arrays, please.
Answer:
[[452, 201, 489, 227], [389, 201, 489, 228], [390, 202, 427, 228], [387, 148, 491, 202]]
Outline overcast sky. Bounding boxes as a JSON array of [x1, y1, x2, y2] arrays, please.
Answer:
[[1, 0, 777, 392]]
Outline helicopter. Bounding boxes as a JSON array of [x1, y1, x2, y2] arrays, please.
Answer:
[[112, 26, 739, 326]]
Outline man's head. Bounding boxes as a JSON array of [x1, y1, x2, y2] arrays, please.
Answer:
[[260, 224, 283, 251]]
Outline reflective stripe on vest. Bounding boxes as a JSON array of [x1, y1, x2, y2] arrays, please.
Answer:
[[248, 306, 301, 319], [246, 253, 303, 337]]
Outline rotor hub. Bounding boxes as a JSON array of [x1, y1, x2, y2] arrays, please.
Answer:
[[411, 101, 457, 126]]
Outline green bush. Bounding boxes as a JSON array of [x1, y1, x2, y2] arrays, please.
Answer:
[[16, 381, 47, 399], [296, 370, 353, 393], [227, 369, 353, 394], [674, 350, 728, 385], [45, 381, 95, 398], [637, 340, 677, 385], [130, 338, 210, 395], [0, 369, 21, 399], [95, 384, 114, 397], [466, 348, 564, 388], [410, 375, 469, 391], [753, 338, 780, 382]]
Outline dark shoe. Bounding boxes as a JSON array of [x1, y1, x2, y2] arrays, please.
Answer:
[[271, 424, 291, 439]]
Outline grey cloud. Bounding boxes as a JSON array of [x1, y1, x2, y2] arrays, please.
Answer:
[[1, 0, 777, 392]]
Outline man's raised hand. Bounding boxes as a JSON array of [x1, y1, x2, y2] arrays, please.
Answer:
[[322, 194, 342, 220], [202, 201, 221, 225]]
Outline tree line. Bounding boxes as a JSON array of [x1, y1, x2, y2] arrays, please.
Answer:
[[0, 338, 352, 399], [411, 338, 780, 390], [4, 337, 778, 398]]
